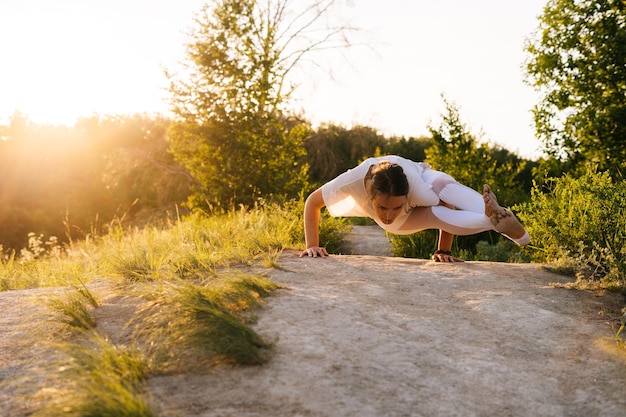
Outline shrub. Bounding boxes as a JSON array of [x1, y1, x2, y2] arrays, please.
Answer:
[[517, 168, 626, 286], [473, 240, 530, 263], [388, 230, 439, 259], [285, 196, 352, 255]]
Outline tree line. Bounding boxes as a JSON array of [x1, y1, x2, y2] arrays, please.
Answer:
[[0, 103, 537, 252]]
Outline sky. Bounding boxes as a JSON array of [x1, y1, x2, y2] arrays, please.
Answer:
[[0, 0, 546, 159]]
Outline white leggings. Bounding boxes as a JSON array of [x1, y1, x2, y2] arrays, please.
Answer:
[[396, 169, 494, 236]]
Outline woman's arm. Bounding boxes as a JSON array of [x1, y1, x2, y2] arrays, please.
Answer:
[[299, 187, 329, 258], [433, 202, 464, 262]]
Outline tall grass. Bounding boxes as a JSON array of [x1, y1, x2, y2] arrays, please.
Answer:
[[0, 200, 322, 291], [98, 202, 310, 283], [8, 200, 352, 415], [0, 254, 94, 291]]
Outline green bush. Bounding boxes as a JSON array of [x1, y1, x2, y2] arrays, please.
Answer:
[[517, 168, 626, 286], [388, 230, 439, 259], [285, 196, 352, 255], [473, 240, 530, 263], [388, 230, 529, 262]]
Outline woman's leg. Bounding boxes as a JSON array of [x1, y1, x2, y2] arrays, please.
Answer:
[[396, 206, 494, 236], [421, 169, 484, 213], [405, 169, 530, 245], [483, 184, 529, 245]]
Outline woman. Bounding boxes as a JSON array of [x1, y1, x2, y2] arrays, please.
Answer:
[[300, 155, 529, 262]]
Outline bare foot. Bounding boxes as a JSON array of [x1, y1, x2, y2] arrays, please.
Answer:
[[482, 184, 529, 245], [483, 184, 510, 225], [494, 214, 528, 243]]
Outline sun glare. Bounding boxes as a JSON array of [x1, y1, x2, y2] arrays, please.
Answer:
[[1, 0, 543, 158], [0, 1, 200, 126]]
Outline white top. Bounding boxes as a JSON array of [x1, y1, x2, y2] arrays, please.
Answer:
[[321, 156, 439, 232]]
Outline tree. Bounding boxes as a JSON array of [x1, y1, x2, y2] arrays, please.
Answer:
[[524, 0, 626, 175], [423, 99, 530, 253], [425, 98, 528, 207], [304, 124, 386, 184], [0, 114, 193, 251], [167, 0, 353, 208], [381, 135, 433, 165], [97, 115, 194, 218]]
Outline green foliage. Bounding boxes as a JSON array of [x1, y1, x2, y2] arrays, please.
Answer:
[[106, 246, 170, 283], [517, 167, 626, 285], [168, 114, 310, 209], [387, 231, 530, 262], [473, 240, 530, 263], [304, 124, 433, 186], [98, 203, 303, 283], [387, 99, 533, 261], [425, 97, 529, 207], [166, 0, 335, 207], [99, 116, 192, 217], [388, 230, 439, 259], [0, 114, 193, 251], [304, 124, 387, 184], [319, 214, 352, 255], [381, 135, 433, 165], [285, 196, 352, 254], [524, 0, 626, 175], [1, 199, 343, 291], [0, 250, 95, 292]]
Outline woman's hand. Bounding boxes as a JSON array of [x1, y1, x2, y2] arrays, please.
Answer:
[[433, 229, 463, 262], [300, 246, 329, 258], [432, 250, 464, 263]]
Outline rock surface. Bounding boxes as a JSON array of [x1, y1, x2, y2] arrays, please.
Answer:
[[2, 226, 625, 416]]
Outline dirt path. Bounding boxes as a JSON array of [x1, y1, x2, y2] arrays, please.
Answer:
[[148, 251, 625, 417], [2, 226, 626, 416]]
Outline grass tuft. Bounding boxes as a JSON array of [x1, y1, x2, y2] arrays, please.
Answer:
[[106, 247, 168, 283], [134, 273, 278, 372], [31, 332, 155, 417], [4, 199, 348, 415], [45, 283, 100, 330]]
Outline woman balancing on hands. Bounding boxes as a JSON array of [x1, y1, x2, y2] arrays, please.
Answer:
[[299, 155, 529, 262]]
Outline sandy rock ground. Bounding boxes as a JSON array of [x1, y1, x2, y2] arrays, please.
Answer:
[[2, 226, 626, 417]]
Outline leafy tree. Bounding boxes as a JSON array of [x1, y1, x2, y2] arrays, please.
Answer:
[[381, 135, 433, 164], [386, 99, 531, 258], [97, 115, 194, 222], [0, 115, 114, 249], [425, 98, 528, 207], [167, 0, 352, 208], [0, 114, 192, 251], [524, 0, 626, 175], [304, 124, 386, 184], [304, 124, 433, 186]]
